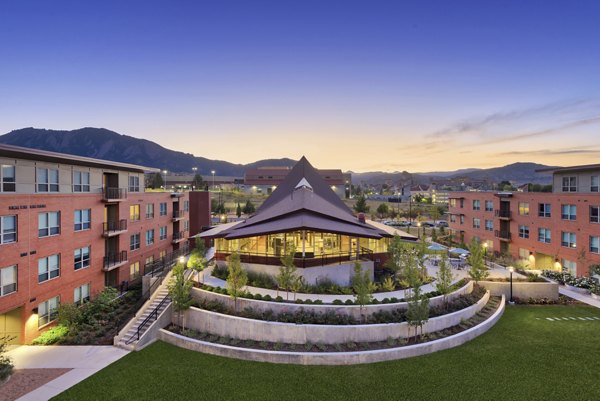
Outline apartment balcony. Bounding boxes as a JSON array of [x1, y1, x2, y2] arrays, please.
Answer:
[[102, 219, 128, 237], [172, 210, 185, 221], [102, 187, 128, 202], [494, 230, 512, 242], [494, 210, 512, 220], [172, 231, 186, 244], [103, 250, 128, 271]]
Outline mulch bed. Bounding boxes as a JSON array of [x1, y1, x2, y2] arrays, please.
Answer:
[[0, 368, 72, 401]]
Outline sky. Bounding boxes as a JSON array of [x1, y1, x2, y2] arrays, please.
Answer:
[[1, 0, 599, 172]]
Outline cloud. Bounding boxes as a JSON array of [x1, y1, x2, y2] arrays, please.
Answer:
[[494, 146, 600, 157]]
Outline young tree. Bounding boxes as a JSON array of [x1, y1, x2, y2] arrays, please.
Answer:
[[187, 239, 207, 285], [352, 261, 377, 321], [384, 235, 404, 280], [168, 263, 194, 330], [353, 194, 370, 213], [435, 254, 454, 310], [236, 203, 242, 218], [226, 252, 248, 312], [290, 276, 305, 301], [467, 238, 488, 283], [243, 200, 256, 214], [376, 203, 389, 218], [277, 245, 298, 300], [405, 284, 430, 342], [431, 205, 440, 223], [192, 173, 204, 190]]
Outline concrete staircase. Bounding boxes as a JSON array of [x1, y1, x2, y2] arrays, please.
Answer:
[[115, 287, 172, 351]]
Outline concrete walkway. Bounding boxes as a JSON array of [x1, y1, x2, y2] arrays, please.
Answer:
[[559, 287, 600, 308], [6, 345, 129, 401]]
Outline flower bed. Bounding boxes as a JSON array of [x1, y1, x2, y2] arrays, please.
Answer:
[[542, 270, 595, 291]]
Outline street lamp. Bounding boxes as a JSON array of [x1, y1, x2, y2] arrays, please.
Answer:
[[211, 170, 215, 190], [483, 242, 489, 266], [508, 266, 514, 304], [192, 167, 197, 190], [162, 170, 168, 191], [179, 256, 185, 264], [417, 221, 422, 238]]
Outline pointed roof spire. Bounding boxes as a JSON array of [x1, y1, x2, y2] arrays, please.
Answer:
[[294, 177, 313, 191]]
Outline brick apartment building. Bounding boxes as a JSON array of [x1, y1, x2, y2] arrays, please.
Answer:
[[448, 164, 600, 277], [0, 144, 210, 344]]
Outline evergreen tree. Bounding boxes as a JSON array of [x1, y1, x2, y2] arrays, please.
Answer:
[[376, 203, 389, 218], [243, 200, 256, 214], [353, 194, 370, 213], [226, 252, 248, 312], [236, 203, 242, 218], [192, 173, 204, 190], [149, 172, 164, 189]]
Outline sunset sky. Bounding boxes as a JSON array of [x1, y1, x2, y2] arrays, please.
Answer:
[[1, 1, 599, 172]]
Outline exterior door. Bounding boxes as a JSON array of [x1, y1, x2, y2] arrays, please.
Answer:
[[0, 307, 22, 344]]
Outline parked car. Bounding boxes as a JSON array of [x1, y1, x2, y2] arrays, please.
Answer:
[[436, 221, 449, 227]]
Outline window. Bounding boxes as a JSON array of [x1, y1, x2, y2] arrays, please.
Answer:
[[159, 226, 167, 240], [38, 212, 60, 237], [459, 215, 464, 225], [38, 254, 60, 283], [129, 176, 140, 192], [130, 262, 140, 280], [472, 218, 480, 229], [519, 225, 529, 239], [450, 199, 457, 208], [561, 204, 576, 221], [590, 206, 600, 223], [459, 199, 464, 208], [74, 246, 90, 270], [561, 232, 576, 248], [184, 200, 189, 212], [562, 259, 577, 276], [38, 296, 59, 327], [1, 215, 17, 244], [74, 283, 90, 305], [518, 202, 529, 216], [538, 203, 551, 218], [1, 165, 15, 192], [145, 256, 154, 270], [484, 220, 493, 231], [72, 171, 90, 192], [590, 236, 600, 254], [592, 176, 599, 192], [146, 203, 154, 219], [518, 248, 530, 261], [0, 265, 17, 296], [484, 200, 493, 212], [74, 209, 91, 231], [145, 229, 154, 245], [472, 200, 480, 211], [562, 176, 577, 192], [159, 250, 166, 259], [129, 205, 140, 221], [184, 220, 189, 231], [538, 228, 551, 243], [36, 167, 59, 192], [159, 202, 167, 216], [130, 233, 140, 251]]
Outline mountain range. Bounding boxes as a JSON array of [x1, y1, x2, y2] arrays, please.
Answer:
[[0, 127, 555, 184]]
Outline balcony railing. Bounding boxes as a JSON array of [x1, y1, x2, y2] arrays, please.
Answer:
[[494, 210, 512, 219], [102, 187, 127, 202], [103, 219, 127, 236], [172, 210, 184, 220], [103, 250, 128, 271], [172, 231, 185, 243], [494, 230, 512, 241]]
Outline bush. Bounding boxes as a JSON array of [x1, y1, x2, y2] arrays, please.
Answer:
[[263, 295, 272, 301], [344, 299, 354, 305], [0, 335, 14, 381], [32, 325, 69, 345], [332, 299, 343, 305], [275, 296, 284, 302], [58, 303, 83, 328], [253, 294, 263, 300]]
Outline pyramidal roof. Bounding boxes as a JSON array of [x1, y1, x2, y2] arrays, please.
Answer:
[[210, 156, 391, 240]]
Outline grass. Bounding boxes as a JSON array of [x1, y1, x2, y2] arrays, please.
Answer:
[[53, 305, 600, 401]]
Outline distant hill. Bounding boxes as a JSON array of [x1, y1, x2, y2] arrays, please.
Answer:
[[0, 127, 296, 176]]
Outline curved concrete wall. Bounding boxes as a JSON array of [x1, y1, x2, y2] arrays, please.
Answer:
[[182, 291, 489, 345], [479, 280, 558, 300], [191, 280, 473, 320], [159, 295, 504, 365]]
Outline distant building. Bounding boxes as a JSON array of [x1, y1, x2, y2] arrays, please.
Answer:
[[160, 173, 241, 191]]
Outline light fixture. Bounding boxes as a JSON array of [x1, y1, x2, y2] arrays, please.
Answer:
[[179, 256, 185, 264]]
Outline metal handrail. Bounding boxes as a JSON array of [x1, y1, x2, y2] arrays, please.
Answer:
[[103, 250, 128, 268], [125, 295, 170, 345], [103, 187, 127, 200], [103, 219, 127, 234], [215, 249, 373, 268]]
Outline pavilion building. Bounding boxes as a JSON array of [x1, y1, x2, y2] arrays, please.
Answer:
[[200, 157, 416, 285]]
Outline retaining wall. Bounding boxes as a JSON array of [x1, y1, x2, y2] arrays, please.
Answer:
[[191, 280, 473, 320], [479, 280, 558, 300], [182, 291, 489, 345], [158, 294, 504, 365]]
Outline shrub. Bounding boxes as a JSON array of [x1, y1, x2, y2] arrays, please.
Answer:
[[332, 299, 343, 305], [253, 293, 263, 300], [344, 299, 354, 305], [275, 296, 284, 302], [0, 335, 14, 381], [263, 295, 272, 301], [32, 325, 69, 345]]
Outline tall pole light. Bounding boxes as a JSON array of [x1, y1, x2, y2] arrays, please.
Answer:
[[417, 221, 422, 239], [211, 170, 215, 191], [162, 170, 168, 191], [508, 266, 514, 304], [483, 242, 488, 266], [192, 167, 197, 190]]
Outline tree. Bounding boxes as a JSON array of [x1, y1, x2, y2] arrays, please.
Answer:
[[467, 238, 488, 283], [431, 205, 440, 223], [435, 254, 454, 310], [187, 238, 207, 285], [290, 276, 305, 301], [226, 252, 248, 312], [243, 200, 256, 214], [236, 203, 242, 218], [431, 227, 438, 242], [405, 283, 430, 342], [413, 194, 425, 203], [168, 263, 194, 330], [149, 172, 163, 189], [376, 203, 389, 218], [352, 261, 377, 321], [0, 335, 14, 382], [277, 245, 298, 300], [384, 235, 404, 280], [353, 194, 370, 213], [192, 173, 204, 190]]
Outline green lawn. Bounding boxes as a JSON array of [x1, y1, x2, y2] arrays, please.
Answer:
[[54, 305, 600, 401]]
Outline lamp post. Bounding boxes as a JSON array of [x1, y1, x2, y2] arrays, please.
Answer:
[[211, 170, 215, 191], [417, 221, 422, 239], [192, 167, 197, 191], [162, 170, 168, 191], [483, 242, 489, 267], [508, 266, 514, 304]]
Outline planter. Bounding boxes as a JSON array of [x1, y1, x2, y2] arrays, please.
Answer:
[[565, 284, 590, 295]]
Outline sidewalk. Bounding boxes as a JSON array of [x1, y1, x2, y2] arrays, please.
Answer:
[[559, 287, 600, 308], [6, 346, 129, 401]]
